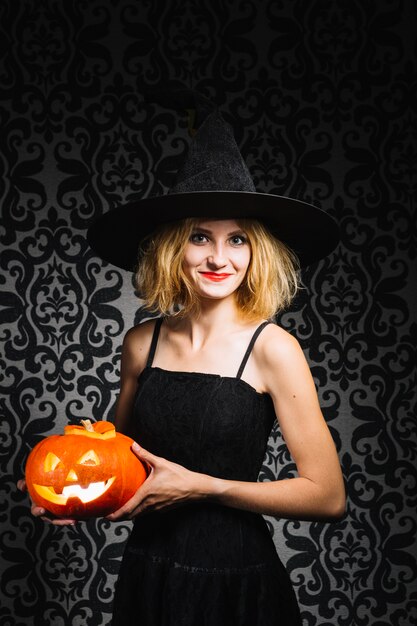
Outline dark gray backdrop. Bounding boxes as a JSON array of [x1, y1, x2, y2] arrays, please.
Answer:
[[1, 1, 416, 625]]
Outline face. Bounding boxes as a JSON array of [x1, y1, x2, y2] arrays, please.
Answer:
[[182, 219, 251, 302]]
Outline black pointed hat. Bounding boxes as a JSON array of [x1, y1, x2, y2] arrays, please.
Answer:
[[87, 91, 339, 270]]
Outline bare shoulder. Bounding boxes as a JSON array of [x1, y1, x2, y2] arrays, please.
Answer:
[[124, 317, 157, 347], [256, 323, 304, 366], [253, 323, 313, 396], [121, 318, 159, 374]]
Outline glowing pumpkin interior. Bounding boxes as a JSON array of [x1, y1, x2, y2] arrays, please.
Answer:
[[33, 449, 117, 504]]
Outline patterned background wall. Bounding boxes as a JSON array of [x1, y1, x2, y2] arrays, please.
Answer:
[[1, 1, 416, 625]]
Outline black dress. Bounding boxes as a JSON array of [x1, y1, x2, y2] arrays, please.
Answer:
[[112, 319, 302, 626]]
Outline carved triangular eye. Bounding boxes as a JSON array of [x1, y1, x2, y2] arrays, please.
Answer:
[[44, 452, 63, 472], [77, 450, 100, 465], [66, 469, 78, 481]]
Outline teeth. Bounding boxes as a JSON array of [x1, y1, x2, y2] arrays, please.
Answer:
[[62, 481, 108, 503], [34, 476, 116, 505]]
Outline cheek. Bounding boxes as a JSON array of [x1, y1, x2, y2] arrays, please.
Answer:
[[182, 245, 203, 271], [236, 249, 251, 272]]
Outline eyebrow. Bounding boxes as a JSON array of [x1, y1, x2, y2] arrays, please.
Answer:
[[192, 227, 247, 237]]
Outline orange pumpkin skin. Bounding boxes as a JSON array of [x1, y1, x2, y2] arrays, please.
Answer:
[[25, 421, 147, 519]]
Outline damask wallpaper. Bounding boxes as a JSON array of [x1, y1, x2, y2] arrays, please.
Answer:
[[0, 1, 416, 625]]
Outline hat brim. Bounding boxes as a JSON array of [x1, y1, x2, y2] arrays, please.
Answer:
[[87, 191, 340, 271]]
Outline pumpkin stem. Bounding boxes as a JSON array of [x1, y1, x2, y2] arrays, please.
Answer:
[[80, 419, 95, 432]]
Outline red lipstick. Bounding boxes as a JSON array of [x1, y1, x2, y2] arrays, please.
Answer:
[[200, 272, 231, 282]]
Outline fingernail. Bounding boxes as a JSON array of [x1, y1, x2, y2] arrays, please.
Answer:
[[132, 442, 140, 451]]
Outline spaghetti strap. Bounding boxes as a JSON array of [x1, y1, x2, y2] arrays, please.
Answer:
[[146, 317, 164, 367], [236, 321, 272, 379]]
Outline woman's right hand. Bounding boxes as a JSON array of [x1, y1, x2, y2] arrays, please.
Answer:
[[17, 479, 77, 526]]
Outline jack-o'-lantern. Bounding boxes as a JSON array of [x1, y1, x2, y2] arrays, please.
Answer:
[[25, 420, 147, 519]]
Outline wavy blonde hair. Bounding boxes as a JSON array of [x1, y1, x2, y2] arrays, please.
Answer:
[[135, 218, 300, 320]]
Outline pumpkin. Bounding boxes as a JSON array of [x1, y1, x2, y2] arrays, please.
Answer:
[[25, 420, 147, 519]]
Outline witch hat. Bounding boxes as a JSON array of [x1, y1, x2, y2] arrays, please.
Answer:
[[87, 91, 339, 270]]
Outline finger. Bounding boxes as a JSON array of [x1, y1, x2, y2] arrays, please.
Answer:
[[106, 499, 139, 521], [131, 442, 158, 468], [40, 516, 78, 526], [32, 505, 77, 526], [106, 484, 148, 521], [31, 505, 46, 517], [130, 443, 157, 476], [106, 507, 130, 521], [17, 479, 27, 492]]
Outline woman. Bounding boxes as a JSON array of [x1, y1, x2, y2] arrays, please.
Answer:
[[103, 213, 345, 625], [23, 94, 346, 624]]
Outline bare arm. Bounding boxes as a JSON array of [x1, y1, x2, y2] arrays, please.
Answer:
[[206, 326, 346, 520], [113, 320, 155, 434]]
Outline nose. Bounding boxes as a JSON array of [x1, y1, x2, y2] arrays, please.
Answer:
[[207, 242, 227, 268]]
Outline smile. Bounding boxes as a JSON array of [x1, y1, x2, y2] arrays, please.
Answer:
[[33, 477, 116, 504], [199, 272, 232, 282]]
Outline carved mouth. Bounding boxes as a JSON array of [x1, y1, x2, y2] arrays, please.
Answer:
[[34, 477, 116, 504]]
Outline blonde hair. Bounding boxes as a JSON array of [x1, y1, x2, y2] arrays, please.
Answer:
[[135, 218, 300, 320]]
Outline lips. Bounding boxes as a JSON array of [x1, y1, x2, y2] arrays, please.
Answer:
[[199, 272, 231, 282]]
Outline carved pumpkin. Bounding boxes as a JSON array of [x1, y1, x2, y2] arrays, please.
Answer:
[[25, 420, 147, 519]]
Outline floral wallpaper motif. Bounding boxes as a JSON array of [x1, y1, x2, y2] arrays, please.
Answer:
[[1, 1, 416, 625]]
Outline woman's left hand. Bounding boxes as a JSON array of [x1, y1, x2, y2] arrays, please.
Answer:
[[106, 442, 209, 521]]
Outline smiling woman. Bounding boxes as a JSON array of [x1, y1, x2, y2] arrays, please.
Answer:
[[29, 91, 345, 626], [136, 217, 299, 321], [183, 220, 251, 299]]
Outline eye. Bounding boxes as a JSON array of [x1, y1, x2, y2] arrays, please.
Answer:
[[44, 452, 64, 472], [229, 234, 247, 246], [190, 232, 209, 244], [77, 450, 101, 465]]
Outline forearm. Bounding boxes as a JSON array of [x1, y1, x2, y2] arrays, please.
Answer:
[[200, 474, 346, 522], [108, 444, 345, 522]]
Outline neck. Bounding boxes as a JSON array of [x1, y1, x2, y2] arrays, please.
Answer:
[[174, 297, 248, 348]]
